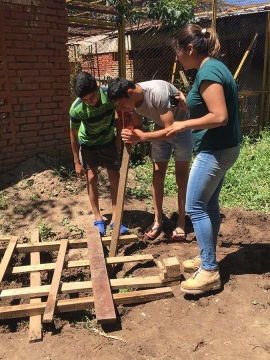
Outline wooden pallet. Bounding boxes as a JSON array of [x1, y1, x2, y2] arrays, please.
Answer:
[[0, 227, 176, 343]]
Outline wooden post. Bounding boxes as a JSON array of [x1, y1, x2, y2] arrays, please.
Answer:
[[118, 13, 126, 78], [109, 143, 132, 257]]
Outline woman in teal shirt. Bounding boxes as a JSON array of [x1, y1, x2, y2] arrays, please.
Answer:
[[167, 24, 242, 294]]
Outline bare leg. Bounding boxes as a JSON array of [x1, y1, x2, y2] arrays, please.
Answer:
[[107, 169, 120, 224], [173, 160, 190, 239], [145, 161, 168, 238], [86, 167, 102, 221]]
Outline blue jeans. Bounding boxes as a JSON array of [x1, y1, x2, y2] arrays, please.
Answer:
[[185, 145, 240, 271]]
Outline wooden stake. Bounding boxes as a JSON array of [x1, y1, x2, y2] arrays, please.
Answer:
[[234, 33, 258, 80], [29, 229, 42, 343], [42, 239, 68, 323], [109, 143, 132, 258]]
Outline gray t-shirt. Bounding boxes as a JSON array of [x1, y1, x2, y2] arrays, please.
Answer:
[[136, 80, 186, 127]]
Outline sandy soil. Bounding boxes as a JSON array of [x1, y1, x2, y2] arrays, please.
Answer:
[[0, 155, 270, 360]]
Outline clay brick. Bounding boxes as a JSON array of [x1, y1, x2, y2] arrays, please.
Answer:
[[13, 41, 35, 49], [17, 131, 38, 139], [36, 103, 57, 110], [40, 109, 53, 116], [16, 56, 38, 63], [8, 63, 32, 70], [16, 83, 39, 91], [25, 143, 37, 150], [29, 21, 50, 28], [20, 124, 42, 131]]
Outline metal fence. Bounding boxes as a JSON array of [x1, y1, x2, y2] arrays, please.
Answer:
[[68, 1, 270, 132]]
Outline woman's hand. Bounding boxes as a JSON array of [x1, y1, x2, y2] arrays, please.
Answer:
[[121, 128, 140, 145], [175, 91, 188, 111], [166, 122, 186, 136]]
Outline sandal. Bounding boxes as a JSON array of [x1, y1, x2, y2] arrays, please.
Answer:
[[109, 222, 129, 235], [171, 228, 186, 241], [94, 220, 106, 236], [144, 224, 162, 240]]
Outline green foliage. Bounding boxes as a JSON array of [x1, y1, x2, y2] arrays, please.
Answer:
[[38, 221, 56, 241], [52, 165, 76, 181], [0, 191, 8, 210], [127, 129, 270, 213], [109, 0, 197, 30]]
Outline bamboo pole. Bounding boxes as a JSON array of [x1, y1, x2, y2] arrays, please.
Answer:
[[212, 0, 217, 29], [118, 14, 126, 78], [171, 56, 177, 85], [68, 17, 118, 28], [233, 33, 258, 80]]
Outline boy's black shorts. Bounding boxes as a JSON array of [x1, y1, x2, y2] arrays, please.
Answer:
[[79, 140, 120, 171]]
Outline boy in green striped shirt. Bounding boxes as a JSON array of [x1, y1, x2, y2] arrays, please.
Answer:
[[69, 72, 129, 236]]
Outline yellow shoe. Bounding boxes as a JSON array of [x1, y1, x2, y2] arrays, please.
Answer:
[[181, 268, 221, 294], [182, 256, 202, 272]]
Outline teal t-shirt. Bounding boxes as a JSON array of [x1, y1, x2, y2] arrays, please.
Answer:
[[186, 58, 242, 152], [69, 88, 116, 148]]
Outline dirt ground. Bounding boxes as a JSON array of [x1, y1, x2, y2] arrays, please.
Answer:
[[0, 155, 270, 360]]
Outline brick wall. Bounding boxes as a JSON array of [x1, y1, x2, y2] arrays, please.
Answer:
[[0, 0, 71, 173]]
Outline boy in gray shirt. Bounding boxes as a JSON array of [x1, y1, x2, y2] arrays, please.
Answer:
[[108, 78, 193, 240]]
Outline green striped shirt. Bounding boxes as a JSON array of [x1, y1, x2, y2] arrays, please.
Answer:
[[69, 89, 116, 148]]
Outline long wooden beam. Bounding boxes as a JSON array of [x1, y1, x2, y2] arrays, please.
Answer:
[[29, 230, 42, 343], [43, 240, 68, 323], [0, 288, 173, 320], [86, 227, 116, 324], [6, 254, 154, 275], [0, 235, 137, 254], [0, 276, 164, 299], [0, 236, 17, 282]]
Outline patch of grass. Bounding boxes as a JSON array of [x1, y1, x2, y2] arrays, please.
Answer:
[[127, 130, 270, 214], [0, 191, 9, 210], [13, 204, 28, 215], [38, 221, 56, 241], [220, 130, 270, 213], [52, 165, 75, 181]]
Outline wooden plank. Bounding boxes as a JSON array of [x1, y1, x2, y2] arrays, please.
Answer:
[[42, 239, 68, 323], [0, 234, 137, 254], [6, 254, 154, 275], [87, 226, 116, 324], [0, 236, 17, 283], [0, 275, 163, 299], [29, 229, 42, 343], [109, 143, 132, 258], [0, 287, 173, 320]]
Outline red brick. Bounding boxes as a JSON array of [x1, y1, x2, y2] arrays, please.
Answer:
[[34, 76, 55, 83], [29, 21, 50, 28], [36, 103, 57, 110], [12, 12, 34, 20], [40, 109, 53, 116], [16, 83, 39, 91], [5, 33, 28, 41], [25, 143, 37, 150], [19, 109, 41, 116], [7, 48, 30, 56], [35, 90, 55, 96], [9, 19, 28, 28], [8, 63, 32, 70], [39, 115, 58, 122], [18, 97, 40, 104], [32, 63, 54, 70], [20, 123, 42, 131], [17, 145, 26, 151], [18, 131, 38, 139], [17, 70, 39, 77], [38, 140, 57, 147], [13, 41, 35, 49], [16, 56, 38, 62]]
